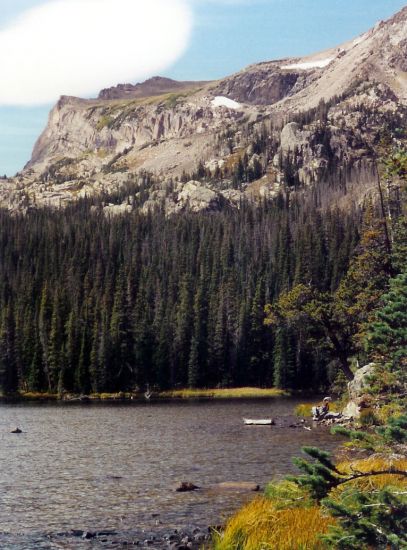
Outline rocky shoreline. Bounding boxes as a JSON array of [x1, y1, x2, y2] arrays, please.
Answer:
[[0, 526, 213, 549], [65, 526, 211, 548]]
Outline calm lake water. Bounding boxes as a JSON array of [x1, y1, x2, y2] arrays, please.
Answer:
[[0, 398, 339, 548]]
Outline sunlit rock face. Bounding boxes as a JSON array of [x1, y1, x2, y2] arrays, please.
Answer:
[[1, 6, 406, 213]]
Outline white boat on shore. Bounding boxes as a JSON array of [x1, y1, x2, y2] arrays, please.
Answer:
[[243, 418, 274, 425]]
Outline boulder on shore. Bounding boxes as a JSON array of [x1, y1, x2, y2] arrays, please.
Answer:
[[342, 363, 377, 419], [348, 363, 377, 400], [11, 427, 22, 434]]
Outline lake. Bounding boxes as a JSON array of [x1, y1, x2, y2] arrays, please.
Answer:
[[0, 398, 339, 548]]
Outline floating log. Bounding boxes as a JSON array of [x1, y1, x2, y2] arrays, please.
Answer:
[[215, 482, 260, 491], [243, 418, 274, 425]]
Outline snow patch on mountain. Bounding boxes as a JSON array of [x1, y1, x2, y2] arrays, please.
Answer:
[[281, 58, 333, 70], [211, 96, 241, 109]]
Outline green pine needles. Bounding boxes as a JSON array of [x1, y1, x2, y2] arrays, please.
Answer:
[[323, 487, 407, 549], [289, 415, 407, 549], [367, 270, 407, 374]]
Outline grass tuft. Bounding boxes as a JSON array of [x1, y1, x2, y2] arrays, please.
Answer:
[[18, 392, 58, 400], [264, 480, 313, 509], [358, 407, 378, 426], [375, 402, 405, 424], [213, 497, 334, 550], [96, 115, 114, 131]]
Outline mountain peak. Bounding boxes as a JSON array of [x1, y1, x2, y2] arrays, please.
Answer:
[[98, 76, 211, 100], [1, 6, 406, 212]]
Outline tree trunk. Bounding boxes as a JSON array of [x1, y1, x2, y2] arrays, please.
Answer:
[[323, 323, 354, 381], [337, 354, 354, 381]]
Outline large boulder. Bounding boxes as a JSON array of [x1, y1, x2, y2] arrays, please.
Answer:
[[348, 363, 377, 400], [176, 181, 220, 213], [342, 363, 377, 419], [280, 122, 309, 153], [173, 481, 200, 492]]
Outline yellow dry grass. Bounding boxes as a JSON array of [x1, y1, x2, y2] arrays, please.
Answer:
[[159, 387, 288, 399], [214, 497, 333, 550], [214, 454, 406, 550], [332, 456, 407, 494], [18, 392, 58, 400]]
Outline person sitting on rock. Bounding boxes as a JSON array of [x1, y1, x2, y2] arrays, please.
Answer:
[[312, 397, 331, 420]]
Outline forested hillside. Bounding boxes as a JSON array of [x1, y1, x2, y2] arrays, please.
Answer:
[[1, 133, 405, 397], [0, 186, 363, 395], [1, 30, 406, 397]]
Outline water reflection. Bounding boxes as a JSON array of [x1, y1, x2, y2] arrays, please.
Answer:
[[0, 399, 338, 539]]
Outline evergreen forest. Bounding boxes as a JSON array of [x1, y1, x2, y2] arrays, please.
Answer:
[[0, 192, 356, 394], [0, 152, 405, 397]]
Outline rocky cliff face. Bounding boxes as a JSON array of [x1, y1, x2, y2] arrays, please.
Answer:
[[1, 6, 406, 213], [212, 63, 314, 105]]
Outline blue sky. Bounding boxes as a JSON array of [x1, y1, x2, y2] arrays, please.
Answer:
[[0, 0, 405, 176]]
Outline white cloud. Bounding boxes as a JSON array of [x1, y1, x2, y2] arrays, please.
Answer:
[[0, 0, 192, 105], [192, 0, 266, 4]]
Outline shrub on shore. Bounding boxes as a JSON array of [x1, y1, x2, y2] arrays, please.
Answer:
[[18, 391, 58, 400], [159, 387, 288, 399]]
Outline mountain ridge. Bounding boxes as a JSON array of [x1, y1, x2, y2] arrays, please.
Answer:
[[98, 76, 212, 101], [1, 5, 406, 212]]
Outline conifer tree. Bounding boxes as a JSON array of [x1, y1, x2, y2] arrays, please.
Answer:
[[247, 280, 266, 384], [48, 290, 63, 390], [288, 416, 407, 549], [133, 287, 153, 389], [323, 488, 407, 549], [0, 305, 18, 394], [89, 316, 101, 393], [173, 275, 193, 386], [38, 284, 52, 391], [366, 270, 407, 383], [110, 271, 133, 389], [272, 326, 296, 389], [63, 310, 78, 392], [76, 327, 90, 394], [188, 279, 208, 387], [28, 336, 45, 392]]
